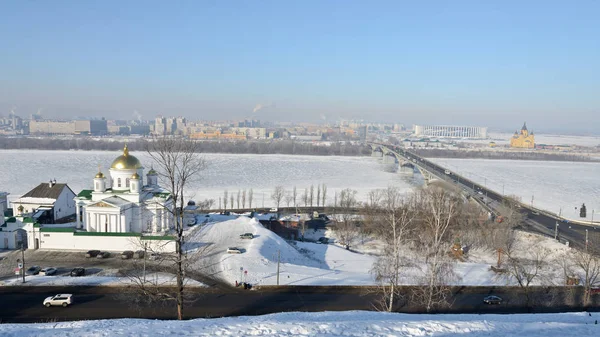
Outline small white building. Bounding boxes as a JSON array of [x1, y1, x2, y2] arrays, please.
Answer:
[[11, 182, 76, 223], [1, 192, 28, 249]]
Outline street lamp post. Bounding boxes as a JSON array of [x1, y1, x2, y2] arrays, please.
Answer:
[[586, 229, 589, 251], [19, 242, 25, 283], [554, 222, 559, 241], [592, 210, 595, 224]]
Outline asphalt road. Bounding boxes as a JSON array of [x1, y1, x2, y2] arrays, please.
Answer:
[[1, 286, 597, 323]]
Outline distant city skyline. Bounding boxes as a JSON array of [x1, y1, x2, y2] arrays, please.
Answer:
[[1, 1, 599, 134]]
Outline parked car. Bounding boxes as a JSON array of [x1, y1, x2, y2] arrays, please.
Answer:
[[26, 266, 41, 275], [70, 267, 85, 277], [483, 295, 503, 305], [40, 267, 57, 276], [96, 251, 110, 259], [121, 250, 134, 259], [317, 237, 329, 244], [148, 252, 160, 261], [134, 250, 145, 259], [227, 247, 242, 254], [239, 233, 254, 239], [85, 250, 101, 258], [43, 294, 73, 307]]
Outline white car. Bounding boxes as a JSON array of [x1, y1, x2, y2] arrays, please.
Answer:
[[227, 247, 242, 254], [43, 294, 73, 307], [40, 267, 57, 276]]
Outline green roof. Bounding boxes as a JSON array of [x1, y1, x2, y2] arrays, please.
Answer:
[[74, 231, 141, 237], [141, 235, 175, 241], [22, 217, 35, 223], [40, 227, 77, 233], [33, 223, 41, 228], [77, 189, 93, 200], [153, 192, 171, 198], [6, 217, 16, 223]]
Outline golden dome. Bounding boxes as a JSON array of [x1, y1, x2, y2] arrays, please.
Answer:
[[111, 145, 142, 170], [131, 173, 140, 179], [95, 172, 105, 178]]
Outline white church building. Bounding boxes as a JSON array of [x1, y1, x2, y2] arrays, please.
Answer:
[[24, 146, 176, 252], [75, 145, 173, 234]]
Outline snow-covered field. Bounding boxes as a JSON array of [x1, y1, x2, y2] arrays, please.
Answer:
[[2, 311, 599, 336], [0, 150, 417, 205], [430, 158, 600, 220]]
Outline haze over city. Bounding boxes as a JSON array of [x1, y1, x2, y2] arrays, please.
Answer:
[[1, 1, 599, 133]]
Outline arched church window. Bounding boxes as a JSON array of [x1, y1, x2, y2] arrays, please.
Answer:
[[118, 178, 122, 187], [126, 178, 130, 187]]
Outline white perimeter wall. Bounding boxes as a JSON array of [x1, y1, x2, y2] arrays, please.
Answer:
[[31, 231, 175, 253]]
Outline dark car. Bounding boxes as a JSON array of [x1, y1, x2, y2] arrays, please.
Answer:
[[70, 267, 85, 277], [26, 266, 41, 275], [96, 251, 110, 259], [121, 250, 134, 259], [85, 250, 101, 258], [483, 295, 503, 305], [317, 237, 329, 244], [134, 250, 145, 259]]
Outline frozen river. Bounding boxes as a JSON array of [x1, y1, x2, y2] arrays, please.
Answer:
[[430, 158, 600, 220], [1, 150, 597, 219], [0, 150, 419, 207]]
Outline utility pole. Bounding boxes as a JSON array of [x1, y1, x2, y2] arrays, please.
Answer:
[[586, 229, 589, 251], [554, 222, 559, 240], [20, 242, 25, 283], [276, 250, 280, 286]]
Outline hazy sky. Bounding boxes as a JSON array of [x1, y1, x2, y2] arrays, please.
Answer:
[[1, 1, 599, 132]]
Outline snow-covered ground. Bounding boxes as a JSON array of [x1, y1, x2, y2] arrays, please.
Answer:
[[0, 150, 418, 206], [430, 158, 600, 220], [184, 215, 572, 287], [2, 311, 599, 336]]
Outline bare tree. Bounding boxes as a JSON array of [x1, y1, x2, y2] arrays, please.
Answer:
[[248, 188, 253, 208], [321, 184, 327, 207], [236, 190, 240, 209], [302, 188, 308, 207], [411, 187, 461, 313], [230, 195, 234, 211], [316, 184, 321, 207], [292, 186, 297, 208], [223, 190, 228, 211], [309, 185, 314, 208], [271, 185, 285, 209], [284, 192, 294, 208], [242, 189, 247, 209], [571, 248, 600, 306], [335, 188, 359, 250], [367, 187, 415, 311], [141, 137, 206, 320], [503, 237, 551, 307]]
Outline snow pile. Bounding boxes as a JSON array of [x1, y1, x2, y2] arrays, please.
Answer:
[[188, 216, 376, 286], [0, 272, 205, 287], [2, 311, 599, 337]]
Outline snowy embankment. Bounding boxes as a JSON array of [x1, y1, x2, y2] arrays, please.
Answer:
[[188, 215, 573, 287], [2, 311, 599, 337], [187, 215, 376, 286]]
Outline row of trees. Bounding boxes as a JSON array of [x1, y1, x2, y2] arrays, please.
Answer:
[[0, 137, 371, 156]]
